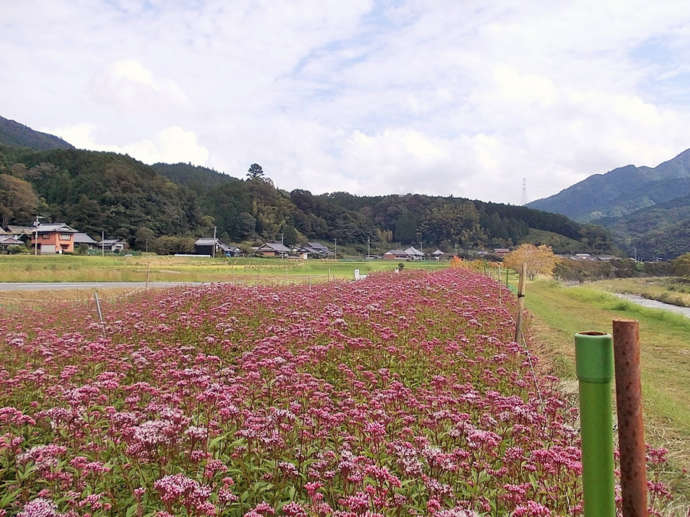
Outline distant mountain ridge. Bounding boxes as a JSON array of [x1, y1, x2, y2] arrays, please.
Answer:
[[527, 149, 690, 222], [527, 149, 690, 259], [0, 115, 73, 151]]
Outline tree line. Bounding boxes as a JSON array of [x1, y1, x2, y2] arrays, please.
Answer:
[[0, 145, 615, 253]]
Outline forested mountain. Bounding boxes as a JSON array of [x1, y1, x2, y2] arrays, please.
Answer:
[[527, 149, 690, 221], [152, 162, 612, 253], [0, 146, 207, 241], [527, 148, 690, 259], [0, 143, 613, 254], [594, 194, 690, 259], [0, 116, 74, 151]]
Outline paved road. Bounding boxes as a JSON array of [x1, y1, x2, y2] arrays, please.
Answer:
[[0, 282, 203, 291]]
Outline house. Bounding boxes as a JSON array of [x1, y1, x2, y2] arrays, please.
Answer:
[[256, 242, 291, 257], [404, 246, 425, 260], [573, 253, 593, 261], [194, 238, 240, 257], [29, 223, 78, 254], [299, 241, 332, 258], [73, 232, 99, 250], [0, 236, 25, 253], [432, 249, 445, 261], [383, 249, 409, 260], [493, 248, 511, 257], [99, 239, 126, 253]]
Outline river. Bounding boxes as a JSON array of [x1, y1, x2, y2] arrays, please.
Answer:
[[613, 292, 690, 319]]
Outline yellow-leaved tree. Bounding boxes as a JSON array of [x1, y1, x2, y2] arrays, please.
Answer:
[[503, 244, 558, 279]]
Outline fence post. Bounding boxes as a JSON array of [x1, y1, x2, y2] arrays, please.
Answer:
[[514, 263, 526, 342], [93, 291, 106, 338], [612, 320, 648, 516], [575, 331, 616, 517]]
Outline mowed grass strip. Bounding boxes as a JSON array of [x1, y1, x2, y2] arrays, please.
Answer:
[[0, 255, 447, 283], [525, 280, 690, 501]]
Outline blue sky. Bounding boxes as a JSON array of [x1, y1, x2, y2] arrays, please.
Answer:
[[3, 0, 690, 203]]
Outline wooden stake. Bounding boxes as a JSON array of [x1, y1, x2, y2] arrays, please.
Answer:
[[612, 319, 648, 517], [514, 263, 526, 343], [94, 291, 106, 338]]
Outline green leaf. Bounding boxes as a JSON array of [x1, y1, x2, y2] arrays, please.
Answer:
[[0, 487, 20, 507]]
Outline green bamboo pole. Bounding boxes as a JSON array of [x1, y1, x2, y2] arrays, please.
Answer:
[[575, 331, 616, 517]]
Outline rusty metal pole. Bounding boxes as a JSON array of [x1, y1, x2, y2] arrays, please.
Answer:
[[612, 319, 648, 517], [514, 263, 526, 342]]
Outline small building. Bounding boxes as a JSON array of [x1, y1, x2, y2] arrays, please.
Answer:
[[383, 249, 409, 260], [404, 246, 425, 260], [573, 253, 593, 261], [194, 238, 240, 257], [301, 241, 332, 258], [99, 239, 126, 253], [493, 248, 511, 258], [73, 232, 99, 250], [256, 242, 291, 257], [299, 241, 332, 258], [0, 236, 25, 253], [432, 249, 445, 261], [29, 223, 78, 254]]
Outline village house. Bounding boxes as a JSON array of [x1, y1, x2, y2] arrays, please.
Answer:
[[194, 238, 240, 257], [383, 249, 410, 260], [73, 232, 99, 250], [99, 239, 126, 253], [299, 241, 332, 258], [0, 236, 25, 253], [256, 242, 291, 257], [29, 223, 78, 254], [404, 246, 425, 260]]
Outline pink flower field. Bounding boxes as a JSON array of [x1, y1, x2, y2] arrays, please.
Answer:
[[0, 269, 671, 516]]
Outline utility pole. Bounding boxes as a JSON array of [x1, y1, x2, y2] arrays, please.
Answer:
[[101, 230, 105, 257], [33, 215, 40, 256], [334, 238, 337, 260], [281, 232, 284, 246], [212, 226, 217, 258], [367, 236, 370, 259]]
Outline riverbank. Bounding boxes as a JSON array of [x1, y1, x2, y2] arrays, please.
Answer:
[[588, 277, 690, 308], [525, 280, 690, 504]]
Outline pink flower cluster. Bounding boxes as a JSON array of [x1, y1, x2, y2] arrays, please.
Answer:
[[0, 269, 674, 515]]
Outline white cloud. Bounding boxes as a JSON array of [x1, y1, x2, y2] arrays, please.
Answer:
[[48, 124, 209, 165], [5, 0, 690, 204], [90, 59, 188, 110]]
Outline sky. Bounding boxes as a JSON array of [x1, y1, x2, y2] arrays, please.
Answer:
[[4, 0, 690, 204]]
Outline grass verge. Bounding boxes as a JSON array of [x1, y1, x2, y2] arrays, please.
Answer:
[[525, 280, 690, 503]]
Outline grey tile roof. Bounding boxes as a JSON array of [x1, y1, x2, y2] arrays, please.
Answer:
[[258, 242, 291, 253], [73, 232, 98, 244], [35, 223, 78, 233]]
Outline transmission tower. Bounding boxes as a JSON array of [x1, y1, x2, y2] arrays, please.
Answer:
[[521, 177, 527, 205]]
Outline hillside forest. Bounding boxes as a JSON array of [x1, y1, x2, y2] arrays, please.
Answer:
[[0, 145, 614, 254]]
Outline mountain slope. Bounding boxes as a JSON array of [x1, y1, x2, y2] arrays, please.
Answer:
[[594, 194, 690, 259], [0, 145, 205, 240], [0, 115, 74, 150], [0, 143, 613, 253], [527, 149, 690, 222]]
